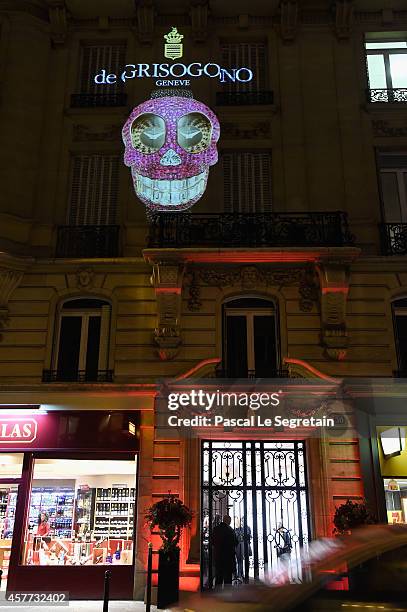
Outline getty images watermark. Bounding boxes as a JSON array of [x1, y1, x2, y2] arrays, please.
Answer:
[[166, 389, 335, 429]]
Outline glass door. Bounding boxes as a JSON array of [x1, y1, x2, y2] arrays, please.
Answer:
[[0, 454, 24, 591]]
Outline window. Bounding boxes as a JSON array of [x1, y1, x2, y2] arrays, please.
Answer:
[[365, 39, 407, 102], [52, 299, 111, 382], [67, 154, 119, 226], [223, 152, 272, 212], [378, 152, 407, 223], [223, 298, 278, 377], [220, 42, 267, 92], [78, 42, 126, 94], [392, 298, 407, 374], [22, 458, 137, 566]]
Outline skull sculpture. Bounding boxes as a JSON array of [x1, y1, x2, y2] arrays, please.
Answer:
[[122, 93, 220, 212]]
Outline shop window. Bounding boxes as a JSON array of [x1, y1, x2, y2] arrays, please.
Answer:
[[223, 297, 279, 377], [22, 458, 137, 566], [67, 154, 119, 226], [223, 152, 272, 212], [365, 38, 407, 102], [51, 298, 111, 382], [392, 298, 407, 374]]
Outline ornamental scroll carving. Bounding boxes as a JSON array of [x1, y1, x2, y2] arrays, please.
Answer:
[[151, 262, 185, 360], [279, 0, 299, 42], [316, 260, 351, 361], [0, 269, 24, 341], [185, 265, 319, 312]]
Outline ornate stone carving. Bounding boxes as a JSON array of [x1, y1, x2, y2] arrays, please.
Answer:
[[136, 0, 155, 44], [76, 267, 94, 289], [190, 1, 209, 42], [0, 269, 24, 340], [372, 120, 407, 138], [48, 0, 68, 45], [151, 262, 185, 360], [222, 122, 271, 139], [184, 265, 318, 312], [73, 125, 121, 142], [334, 0, 354, 39], [279, 0, 299, 42], [316, 261, 350, 361]]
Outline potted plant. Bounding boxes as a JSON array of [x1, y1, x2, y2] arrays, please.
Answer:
[[333, 499, 374, 535], [145, 494, 192, 608]]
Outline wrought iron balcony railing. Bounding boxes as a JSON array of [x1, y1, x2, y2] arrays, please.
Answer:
[[216, 90, 274, 106], [70, 93, 128, 108], [367, 88, 407, 103], [56, 225, 120, 258], [215, 368, 290, 378], [42, 370, 114, 383], [380, 223, 407, 255], [147, 211, 354, 249]]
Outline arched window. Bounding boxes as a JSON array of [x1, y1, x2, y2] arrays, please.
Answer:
[[392, 298, 407, 374], [47, 298, 112, 382], [223, 297, 279, 378]]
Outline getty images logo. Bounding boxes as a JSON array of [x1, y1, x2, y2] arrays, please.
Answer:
[[167, 390, 282, 412]]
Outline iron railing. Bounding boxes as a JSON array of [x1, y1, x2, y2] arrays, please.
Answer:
[[56, 225, 120, 258], [147, 211, 354, 249], [42, 370, 114, 383], [70, 93, 128, 108], [380, 223, 407, 255], [367, 88, 407, 103], [216, 90, 274, 106]]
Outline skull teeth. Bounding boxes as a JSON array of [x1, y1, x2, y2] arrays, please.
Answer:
[[134, 171, 207, 206]]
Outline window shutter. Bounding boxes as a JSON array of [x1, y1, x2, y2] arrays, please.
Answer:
[[220, 42, 267, 91], [68, 154, 119, 225], [223, 152, 272, 213], [78, 42, 126, 93]]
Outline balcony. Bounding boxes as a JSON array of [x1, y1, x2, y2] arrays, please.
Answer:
[[42, 370, 114, 383], [70, 93, 128, 108], [215, 368, 289, 378], [56, 225, 120, 258], [380, 223, 407, 255], [147, 211, 354, 249], [216, 90, 274, 106], [367, 88, 407, 103]]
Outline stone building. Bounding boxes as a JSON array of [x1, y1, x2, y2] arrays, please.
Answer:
[[0, 0, 406, 600]]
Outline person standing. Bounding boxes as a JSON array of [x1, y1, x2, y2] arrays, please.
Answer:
[[234, 518, 252, 579], [211, 514, 238, 587], [36, 512, 50, 536]]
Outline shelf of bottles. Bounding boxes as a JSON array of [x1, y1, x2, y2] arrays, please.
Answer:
[[28, 487, 75, 538], [93, 487, 135, 540]]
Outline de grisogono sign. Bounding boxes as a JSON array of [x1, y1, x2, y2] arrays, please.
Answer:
[[95, 27, 254, 88], [95, 28, 254, 213]]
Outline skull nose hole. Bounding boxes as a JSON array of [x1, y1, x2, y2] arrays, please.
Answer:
[[160, 148, 182, 166]]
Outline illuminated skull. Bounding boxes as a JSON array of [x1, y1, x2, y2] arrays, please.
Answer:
[[122, 93, 220, 212]]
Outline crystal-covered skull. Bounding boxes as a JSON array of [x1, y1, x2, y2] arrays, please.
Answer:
[[122, 94, 220, 212]]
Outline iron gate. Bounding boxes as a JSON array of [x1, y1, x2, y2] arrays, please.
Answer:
[[201, 440, 310, 588]]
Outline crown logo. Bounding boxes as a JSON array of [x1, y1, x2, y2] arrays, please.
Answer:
[[164, 27, 184, 60]]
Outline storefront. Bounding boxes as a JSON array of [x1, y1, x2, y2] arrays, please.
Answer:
[[377, 425, 407, 525], [0, 409, 140, 599]]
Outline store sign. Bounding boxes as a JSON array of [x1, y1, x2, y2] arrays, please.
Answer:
[[94, 27, 254, 87], [122, 94, 220, 212], [0, 418, 38, 444]]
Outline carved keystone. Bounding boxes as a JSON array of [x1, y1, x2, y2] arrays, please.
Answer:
[[151, 262, 185, 360]]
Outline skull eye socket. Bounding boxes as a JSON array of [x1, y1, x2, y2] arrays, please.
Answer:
[[177, 112, 212, 153], [131, 113, 166, 154]]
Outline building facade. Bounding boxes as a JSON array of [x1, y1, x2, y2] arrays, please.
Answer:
[[0, 0, 407, 600]]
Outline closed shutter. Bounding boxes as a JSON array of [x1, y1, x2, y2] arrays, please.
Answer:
[[223, 152, 272, 213], [220, 42, 267, 91], [67, 154, 119, 225], [78, 42, 126, 94]]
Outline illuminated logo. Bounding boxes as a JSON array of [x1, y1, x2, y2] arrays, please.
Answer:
[[0, 418, 38, 444], [164, 27, 184, 60], [122, 93, 220, 213]]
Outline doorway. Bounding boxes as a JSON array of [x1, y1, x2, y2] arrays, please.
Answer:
[[0, 454, 24, 591], [201, 440, 310, 588]]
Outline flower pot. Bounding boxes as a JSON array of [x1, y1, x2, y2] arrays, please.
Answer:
[[157, 547, 180, 609]]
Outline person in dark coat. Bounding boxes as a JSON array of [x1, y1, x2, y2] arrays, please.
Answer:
[[234, 518, 252, 579], [211, 514, 238, 586]]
